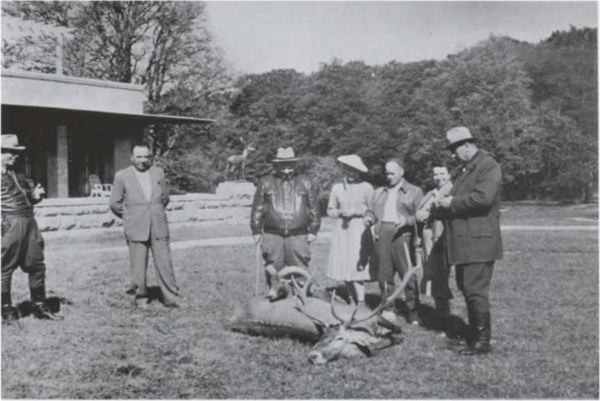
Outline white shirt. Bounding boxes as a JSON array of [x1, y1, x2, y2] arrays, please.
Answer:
[[382, 181, 403, 223], [133, 169, 152, 201]]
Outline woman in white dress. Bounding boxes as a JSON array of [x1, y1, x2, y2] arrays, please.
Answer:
[[326, 154, 375, 305]]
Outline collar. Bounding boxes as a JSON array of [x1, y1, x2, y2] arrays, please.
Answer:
[[385, 180, 406, 193]]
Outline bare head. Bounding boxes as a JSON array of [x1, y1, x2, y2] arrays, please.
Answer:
[[432, 166, 450, 189], [130, 143, 153, 172], [384, 159, 404, 187]]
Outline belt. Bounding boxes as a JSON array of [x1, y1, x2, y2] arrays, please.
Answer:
[[381, 221, 412, 235]]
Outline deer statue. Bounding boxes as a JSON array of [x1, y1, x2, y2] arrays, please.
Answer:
[[225, 137, 255, 181]]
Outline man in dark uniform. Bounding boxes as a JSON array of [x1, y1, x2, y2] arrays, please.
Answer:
[[432, 127, 503, 355], [1, 134, 63, 322], [250, 147, 321, 301]]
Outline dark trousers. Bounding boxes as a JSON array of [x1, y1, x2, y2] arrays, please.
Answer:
[[260, 233, 310, 271], [1, 215, 46, 304], [375, 223, 419, 312], [429, 239, 452, 300], [128, 233, 178, 304], [455, 261, 494, 315]]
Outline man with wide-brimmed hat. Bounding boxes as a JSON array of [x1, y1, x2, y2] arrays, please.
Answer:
[[250, 147, 321, 301], [430, 126, 503, 355], [1, 134, 63, 322]]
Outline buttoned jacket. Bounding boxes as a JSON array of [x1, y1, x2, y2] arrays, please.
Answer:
[[434, 150, 503, 265], [109, 166, 170, 241]]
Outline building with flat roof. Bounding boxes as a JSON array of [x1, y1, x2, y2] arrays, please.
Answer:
[[2, 69, 211, 198]]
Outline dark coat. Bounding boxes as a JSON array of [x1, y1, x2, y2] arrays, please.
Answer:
[[435, 150, 503, 265], [250, 174, 321, 236]]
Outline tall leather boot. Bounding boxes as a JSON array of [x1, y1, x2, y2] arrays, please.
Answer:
[[460, 311, 491, 355], [448, 302, 473, 350], [30, 285, 63, 321]]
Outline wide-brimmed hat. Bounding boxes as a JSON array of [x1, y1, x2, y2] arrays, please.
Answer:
[[337, 154, 368, 173], [444, 126, 476, 150], [1, 134, 26, 151], [272, 147, 300, 162]]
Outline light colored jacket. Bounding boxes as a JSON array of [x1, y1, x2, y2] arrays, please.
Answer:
[[109, 166, 170, 241], [366, 180, 423, 238]]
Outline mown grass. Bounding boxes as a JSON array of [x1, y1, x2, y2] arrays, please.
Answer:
[[2, 206, 598, 398]]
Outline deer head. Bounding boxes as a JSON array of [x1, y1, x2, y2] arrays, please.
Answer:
[[298, 243, 422, 364]]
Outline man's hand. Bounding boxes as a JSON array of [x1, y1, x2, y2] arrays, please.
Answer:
[[32, 184, 46, 200], [253, 234, 262, 245], [416, 209, 430, 223], [307, 234, 317, 243], [436, 196, 453, 209], [394, 214, 407, 232]]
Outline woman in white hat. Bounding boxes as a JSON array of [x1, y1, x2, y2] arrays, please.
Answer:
[[325, 154, 374, 305]]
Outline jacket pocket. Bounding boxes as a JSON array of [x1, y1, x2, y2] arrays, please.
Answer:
[[469, 217, 493, 237]]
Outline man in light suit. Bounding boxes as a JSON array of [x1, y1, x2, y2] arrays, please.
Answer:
[[110, 143, 179, 308]]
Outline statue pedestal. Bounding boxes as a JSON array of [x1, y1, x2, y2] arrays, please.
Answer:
[[216, 181, 256, 201]]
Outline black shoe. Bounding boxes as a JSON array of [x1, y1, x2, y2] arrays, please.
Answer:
[[408, 311, 420, 326], [2, 304, 19, 322], [32, 302, 63, 320], [125, 286, 137, 295], [446, 336, 467, 350], [459, 340, 492, 355]]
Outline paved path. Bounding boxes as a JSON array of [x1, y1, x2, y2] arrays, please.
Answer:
[[46, 224, 597, 256]]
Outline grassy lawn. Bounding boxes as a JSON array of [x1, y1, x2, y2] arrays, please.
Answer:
[[2, 205, 598, 398]]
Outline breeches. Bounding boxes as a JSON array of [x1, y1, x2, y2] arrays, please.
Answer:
[[455, 261, 494, 314], [374, 223, 419, 310], [128, 234, 178, 303], [1, 215, 46, 296], [260, 233, 310, 271]]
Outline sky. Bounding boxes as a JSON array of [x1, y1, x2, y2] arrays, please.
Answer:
[[204, 1, 598, 74]]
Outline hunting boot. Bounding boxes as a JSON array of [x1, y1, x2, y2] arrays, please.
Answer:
[[1, 291, 18, 323], [460, 311, 491, 355], [447, 302, 473, 350], [30, 287, 63, 321]]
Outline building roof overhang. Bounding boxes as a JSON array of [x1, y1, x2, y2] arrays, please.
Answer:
[[2, 104, 214, 125]]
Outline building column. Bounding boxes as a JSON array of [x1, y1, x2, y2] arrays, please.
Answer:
[[46, 125, 69, 198], [113, 134, 133, 174]]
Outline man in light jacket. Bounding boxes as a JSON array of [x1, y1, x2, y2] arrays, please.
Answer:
[[110, 143, 179, 308], [431, 127, 503, 355]]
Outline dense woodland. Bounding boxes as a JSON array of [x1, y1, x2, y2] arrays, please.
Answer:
[[2, 2, 597, 203]]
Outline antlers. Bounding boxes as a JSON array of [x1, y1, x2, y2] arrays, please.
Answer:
[[332, 242, 423, 328]]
